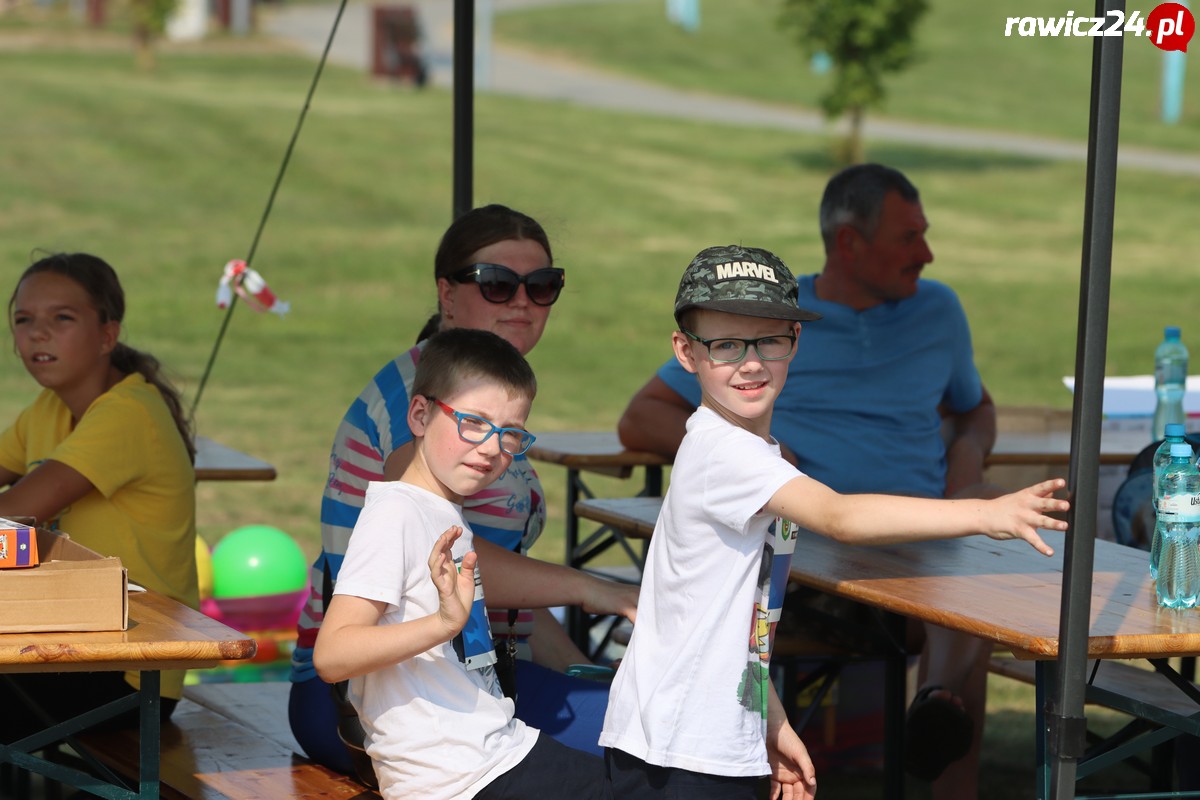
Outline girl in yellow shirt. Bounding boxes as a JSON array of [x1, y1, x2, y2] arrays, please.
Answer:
[[0, 252, 197, 741]]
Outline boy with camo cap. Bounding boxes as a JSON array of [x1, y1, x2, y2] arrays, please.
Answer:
[[599, 244, 1069, 799]]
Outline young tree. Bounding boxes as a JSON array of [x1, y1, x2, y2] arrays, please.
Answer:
[[780, 0, 928, 164], [127, 0, 178, 70]]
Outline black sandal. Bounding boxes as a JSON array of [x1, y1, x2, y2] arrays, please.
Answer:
[[903, 684, 974, 781]]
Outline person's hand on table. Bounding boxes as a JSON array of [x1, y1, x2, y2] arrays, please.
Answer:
[[982, 477, 1070, 556]]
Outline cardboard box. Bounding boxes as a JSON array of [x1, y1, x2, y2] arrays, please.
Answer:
[[0, 529, 128, 633]]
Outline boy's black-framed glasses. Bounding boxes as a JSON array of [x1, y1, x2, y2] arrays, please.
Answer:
[[681, 330, 797, 364], [450, 264, 566, 307], [430, 398, 536, 456]]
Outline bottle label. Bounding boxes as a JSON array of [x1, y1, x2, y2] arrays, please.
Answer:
[[1158, 493, 1200, 523], [1157, 364, 1188, 385]]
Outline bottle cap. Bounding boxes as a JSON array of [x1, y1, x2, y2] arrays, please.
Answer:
[[1166, 325, 1182, 339], [1170, 442, 1194, 458], [1166, 423, 1187, 438]]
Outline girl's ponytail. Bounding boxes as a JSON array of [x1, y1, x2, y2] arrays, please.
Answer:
[[110, 343, 195, 463]]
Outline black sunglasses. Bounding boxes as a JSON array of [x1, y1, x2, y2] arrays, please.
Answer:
[[451, 264, 565, 306]]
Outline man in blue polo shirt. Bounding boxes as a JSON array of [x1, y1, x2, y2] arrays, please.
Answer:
[[618, 163, 997, 800]]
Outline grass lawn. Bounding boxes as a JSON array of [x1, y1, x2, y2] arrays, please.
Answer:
[[493, 0, 1200, 154], [4, 39, 1198, 563], [812, 672, 1150, 800], [2, 4, 1198, 796]]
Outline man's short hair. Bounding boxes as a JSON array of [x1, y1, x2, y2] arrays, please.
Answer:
[[818, 164, 921, 252], [413, 328, 537, 405]]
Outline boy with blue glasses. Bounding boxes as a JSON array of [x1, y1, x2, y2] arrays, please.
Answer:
[[315, 328, 625, 799], [599, 245, 1070, 800]]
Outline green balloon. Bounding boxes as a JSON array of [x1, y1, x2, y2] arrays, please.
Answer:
[[212, 525, 308, 598]]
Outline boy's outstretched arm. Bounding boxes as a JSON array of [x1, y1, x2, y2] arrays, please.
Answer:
[[473, 537, 638, 623], [314, 526, 477, 683], [766, 476, 1069, 556], [766, 688, 817, 800]]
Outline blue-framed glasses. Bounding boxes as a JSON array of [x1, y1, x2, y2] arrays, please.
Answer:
[[432, 399, 536, 456], [682, 329, 797, 364]]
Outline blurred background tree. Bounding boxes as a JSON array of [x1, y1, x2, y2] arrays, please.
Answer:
[[780, 0, 928, 163], [127, 0, 177, 69]]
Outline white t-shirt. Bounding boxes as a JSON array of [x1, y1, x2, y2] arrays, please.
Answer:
[[334, 481, 537, 799], [600, 407, 802, 776]]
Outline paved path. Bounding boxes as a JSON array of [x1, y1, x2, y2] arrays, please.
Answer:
[[261, 0, 1200, 177]]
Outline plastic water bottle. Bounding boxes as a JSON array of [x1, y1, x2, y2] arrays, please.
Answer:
[[1152, 326, 1188, 440], [1154, 442, 1200, 608], [1150, 423, 1189, 577], [1147, 434, 1185, 578]]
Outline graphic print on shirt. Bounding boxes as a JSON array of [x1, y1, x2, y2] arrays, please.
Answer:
[[452, 555, 499, 673], [737, 517, 799, 719]]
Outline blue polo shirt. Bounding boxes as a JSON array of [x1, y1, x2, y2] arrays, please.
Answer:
[[657, 276, 982, 499]]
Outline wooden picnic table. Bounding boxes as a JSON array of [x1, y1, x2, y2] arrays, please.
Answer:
[[529, 422, 1148, 574], [528, 421, 1152, 656], [574, 494, 1200, 799], [0, 590, 256, 798]]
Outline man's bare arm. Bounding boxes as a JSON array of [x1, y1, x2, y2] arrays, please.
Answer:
[[941, 384, 998, 498], [617, 376, 693, 459]]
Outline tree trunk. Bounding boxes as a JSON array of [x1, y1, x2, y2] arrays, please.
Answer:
[[134, 28, 155, 70], [847, 105, 865, 165], [132, 0, 157, 71], [832, 106, 866, 166]]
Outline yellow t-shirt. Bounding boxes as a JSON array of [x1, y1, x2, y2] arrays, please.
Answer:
[[0, 373, 198, 699]]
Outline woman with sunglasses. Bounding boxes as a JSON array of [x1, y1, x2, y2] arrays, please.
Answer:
[[290, 204, 632, 781]]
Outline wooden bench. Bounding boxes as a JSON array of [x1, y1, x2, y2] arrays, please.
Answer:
[[989, 654, 1200, 788], [71, 681, 378, 800], [989, 655, 1200, 723]]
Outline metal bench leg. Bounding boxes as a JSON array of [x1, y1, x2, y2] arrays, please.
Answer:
[[136, 672, 160, 800], [882, 613, 906, 800]]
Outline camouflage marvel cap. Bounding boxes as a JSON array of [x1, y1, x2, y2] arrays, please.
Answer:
[[673, 245, 822, 324]]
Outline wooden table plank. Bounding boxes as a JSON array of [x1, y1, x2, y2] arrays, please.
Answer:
[[789, 529, 1200, 661], [526, 431, 669, 471], [987, 427, 1148, 466], [571, 496, 661, 540], [532, 427, 1146, 470], [195, 436, 277, 482], [0, 591, 256, 672], [80, 695, 373, 800]]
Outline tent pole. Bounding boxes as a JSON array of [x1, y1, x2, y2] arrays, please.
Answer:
[[1049, 2, 1125, 798], [453, 0, 474, 218]]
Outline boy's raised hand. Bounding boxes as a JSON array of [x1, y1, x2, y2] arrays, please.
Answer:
[[983, 478, 1070, 556], [429, 525, 478, 637]]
